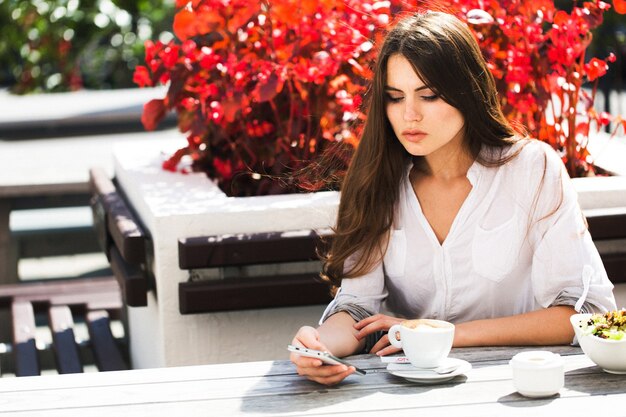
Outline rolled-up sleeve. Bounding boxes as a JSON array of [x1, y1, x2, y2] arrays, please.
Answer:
[[530, 151, 616, 314], [319, 259, 388, 324]]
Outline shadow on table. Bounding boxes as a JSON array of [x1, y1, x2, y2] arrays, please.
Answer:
[[497, 392, 559, 408], [239, 361, 468, 415]]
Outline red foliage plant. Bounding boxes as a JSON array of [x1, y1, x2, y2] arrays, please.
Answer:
[[437, 0, 626, 178], [135, 0, 626, 196], [134, 0, 393, 196]]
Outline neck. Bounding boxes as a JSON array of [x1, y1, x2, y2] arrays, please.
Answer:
[[417, 144, 474, 181]]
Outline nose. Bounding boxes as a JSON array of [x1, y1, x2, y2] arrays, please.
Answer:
[[403, 100, 422, 122]]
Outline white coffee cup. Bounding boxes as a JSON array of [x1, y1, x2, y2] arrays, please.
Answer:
[[388, 319, 455, 368]]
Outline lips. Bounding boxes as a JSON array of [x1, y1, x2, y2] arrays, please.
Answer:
[[402, 129, 427, 142]]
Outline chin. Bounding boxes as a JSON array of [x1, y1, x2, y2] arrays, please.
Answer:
[[401, 144, 430, 157]]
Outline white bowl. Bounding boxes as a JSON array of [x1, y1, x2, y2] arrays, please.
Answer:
[[570, 313, 626, 374]]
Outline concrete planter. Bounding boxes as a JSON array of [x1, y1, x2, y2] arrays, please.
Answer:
[[114, 139, 339, 368]]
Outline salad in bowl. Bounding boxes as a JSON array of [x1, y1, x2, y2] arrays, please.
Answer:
[[570, 309, 626, 374]]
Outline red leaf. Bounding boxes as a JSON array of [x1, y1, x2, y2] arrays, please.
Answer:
[[271, 2, 301, 26], [614, 0, 626, 14], [162, 147, 188, 172], [142, 99, 167, 131], [585, 57, 608, 81], [132, 66, 152, 87], [553, 10, 570, 26], [173, 9, 196, 41], [173, 8, 223, 40], [227, 3, 258, 33], [300, 0, 318, 15]]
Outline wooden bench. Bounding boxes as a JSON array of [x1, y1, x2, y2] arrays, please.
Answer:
[[177, 230, 333, 314], [176, 208, 626, 314], [88, 169, 626, 315], [0, 276, 128, 376]]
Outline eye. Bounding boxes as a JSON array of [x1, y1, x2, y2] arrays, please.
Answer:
[[421, 94, 439, 101], [386, 94, 403, 103]]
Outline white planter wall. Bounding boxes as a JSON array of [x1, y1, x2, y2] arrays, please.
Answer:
[[115, 140, 339, 368]]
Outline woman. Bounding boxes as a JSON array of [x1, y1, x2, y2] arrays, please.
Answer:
[[290, 11, 616, 385]]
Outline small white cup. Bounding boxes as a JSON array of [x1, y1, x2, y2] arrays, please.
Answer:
[[510, 351, 564, 398], [388, 319, 455, 368]]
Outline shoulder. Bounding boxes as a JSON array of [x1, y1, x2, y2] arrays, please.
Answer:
[[498, 139, 566, 181], [483, 139, 569, 208]]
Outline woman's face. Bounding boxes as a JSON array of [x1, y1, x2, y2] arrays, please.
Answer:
[[385, 54, 466, 158]]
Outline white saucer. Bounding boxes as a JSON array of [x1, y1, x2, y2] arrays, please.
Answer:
[[386, 357, 472, 384]]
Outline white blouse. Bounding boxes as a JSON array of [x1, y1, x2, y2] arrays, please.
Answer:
[[321, 140, 617, 325]]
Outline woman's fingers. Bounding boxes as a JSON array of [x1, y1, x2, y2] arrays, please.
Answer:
[[290, 353, 323, 368], [354, 315, 403, 340], [290, 325, 355, 385], [353, 314, 385, 330], [292, 326, 326, 351], [375, 344, 402, 357], [294, 362, 354, 386], [305, 366, 355, 386]]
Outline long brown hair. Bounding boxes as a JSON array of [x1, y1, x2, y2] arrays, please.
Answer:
[[321, 11, 525, 288]]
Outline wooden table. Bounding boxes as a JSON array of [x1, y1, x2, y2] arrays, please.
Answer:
[[0, 345, 624, 416]]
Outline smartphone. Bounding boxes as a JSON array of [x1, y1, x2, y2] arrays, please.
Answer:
[[287, 345, 366, 375]]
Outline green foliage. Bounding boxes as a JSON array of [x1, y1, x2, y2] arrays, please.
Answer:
[[0, 0, 175, 93]]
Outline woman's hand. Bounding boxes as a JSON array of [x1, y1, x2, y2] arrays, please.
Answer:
[[290, 326, 355, 385], [354, 314, 404, 356]]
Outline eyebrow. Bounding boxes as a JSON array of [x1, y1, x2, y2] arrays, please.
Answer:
[[384, 85, 431, 93]]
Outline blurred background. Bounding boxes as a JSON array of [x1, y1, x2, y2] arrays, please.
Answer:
[[0, 0, 176, 93]]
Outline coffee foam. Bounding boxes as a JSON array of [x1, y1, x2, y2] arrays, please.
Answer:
[[402, 319, 450, 329]]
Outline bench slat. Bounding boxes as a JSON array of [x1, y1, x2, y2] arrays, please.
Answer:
[[0, 276, 121, 309], [178, 273, 332, 314], [586, 208, 626, 241], [178, 230, 330, 269], [176, 207, 626, 314], [11, 301, 40, 376], [48, 305, 83, 374], [603, 253, 626, 285], [86, 310, 128, 372]]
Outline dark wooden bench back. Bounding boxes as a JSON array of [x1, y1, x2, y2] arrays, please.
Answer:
[[178, 230, 333, 314], [178, 208, 626, 314]]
